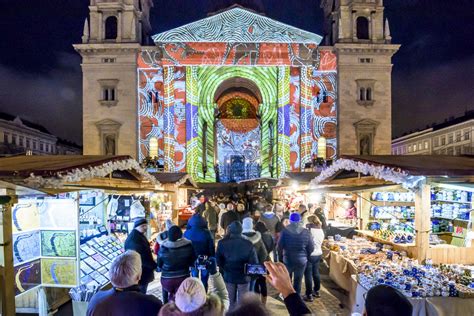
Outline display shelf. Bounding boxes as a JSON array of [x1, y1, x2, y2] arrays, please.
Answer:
[[370, 201, 415, 206], [431, 199, 472, 205], [431, 232, 452, 235], [369, 217, 414, 221]]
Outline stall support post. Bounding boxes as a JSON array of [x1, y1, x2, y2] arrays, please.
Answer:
[[0, 195, 17, 316], [414, 184, 431, 263]]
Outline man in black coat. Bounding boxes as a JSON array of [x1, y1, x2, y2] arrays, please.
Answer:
[[87, 250, 162, 316], [220, 203, 239, 232], [124, 218, 157, 294], [216, 221, 258, 310]]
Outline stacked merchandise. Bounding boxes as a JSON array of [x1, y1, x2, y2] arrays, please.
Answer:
[[79, 235, 124, 288]]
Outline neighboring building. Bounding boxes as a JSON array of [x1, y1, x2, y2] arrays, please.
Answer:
[[0, 112, 82, 156], [74, 0, 399, 182], [392, 111, 474, 156], [56, 138, 83, 155]]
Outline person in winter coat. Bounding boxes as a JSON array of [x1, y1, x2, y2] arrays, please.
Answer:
[[183, 214, 215, 290], [242, 218, 268, 295], [157, 226, 196, 303], [216, 221, 258, 310], [153, 219, 174, 255], [86, 250, 162, 316], [236, 203, 250, 222], [314, 207, 328, 231], [255, 221, 275, 305], [124, 218, 157, 294], [303, 215, 325, 302], [158, 257, 230, 316], [259, 205, 280, 236], [220, 203, 239, 232], [277, 212, 314, 295], [202, 201, 219, 239]]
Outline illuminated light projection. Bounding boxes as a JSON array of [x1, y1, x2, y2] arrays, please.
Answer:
[[137, 6, 337, 182]]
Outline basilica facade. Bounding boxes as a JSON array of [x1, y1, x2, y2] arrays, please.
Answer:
[[75, 0, 399, 183]]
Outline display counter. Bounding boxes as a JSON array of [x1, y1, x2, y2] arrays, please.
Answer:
[[350, 275, 474, 316], [356, 229, 417, 257]]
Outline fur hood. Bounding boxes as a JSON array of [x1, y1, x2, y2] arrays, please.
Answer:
[[162, 238, 192, 248], [242, 231, 262, 245]]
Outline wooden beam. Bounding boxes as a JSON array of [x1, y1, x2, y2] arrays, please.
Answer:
[[414, 184, 431, 262], [1, 194, 17, 315]]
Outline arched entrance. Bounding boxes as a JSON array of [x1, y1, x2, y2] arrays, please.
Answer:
[[214, 78, 262, 182]]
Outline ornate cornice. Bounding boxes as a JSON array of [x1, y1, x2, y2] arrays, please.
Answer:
[[335, 43, 400, 56], [73, 43, 141, 55]]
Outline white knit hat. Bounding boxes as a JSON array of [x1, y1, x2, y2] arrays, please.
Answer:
[[242, 217, 254, 233], [175, 277, 207, 313]]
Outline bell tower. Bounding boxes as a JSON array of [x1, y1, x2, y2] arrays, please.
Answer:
[[321, 0, 399, 155], [74, 0, 153, 158]]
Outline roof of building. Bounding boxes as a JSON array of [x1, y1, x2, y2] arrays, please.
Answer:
[[57, 138, 83, 149], [393, 110, 474, 142], [152, 6, 322, 44], [0, 111, 52, 135]]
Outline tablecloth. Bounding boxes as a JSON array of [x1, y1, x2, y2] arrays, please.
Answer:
[[328, 251, 357, 292]]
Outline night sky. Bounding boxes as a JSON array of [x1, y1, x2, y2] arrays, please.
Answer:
[[0, 0, 473, 144]]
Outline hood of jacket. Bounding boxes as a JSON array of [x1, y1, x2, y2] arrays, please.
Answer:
[[242, 231, 262, 245], [286, 222, 304, 234], [187, 214, 208, 229], [162, 238, 192, 249]]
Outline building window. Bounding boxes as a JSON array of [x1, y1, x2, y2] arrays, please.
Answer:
[[441, 137, 446, 146], [98, 79, 119, 106], [40, 143, 44, 151], [26, 138, 30, 148], [408, 145, 412, 153], [434, 138, 439, 147], [448, 134, 453, 144], [33, 141, 37, 149], [456, 132, 462, 142], [464, 130, 470, 141], [105, 16, 118, 40], [356, 16, 370, 40], [12, 134, 17, 145], [102, 58, 116, 63], [424, 141, 429, 150], [3, 133, 9, 144], [447, 147, 454, 155], [359, 58, 373, 63], [463, 145, 471, 154], [19, 136, 24, 147], [356, 79, 375, 106], [455, 146, 462, 156]]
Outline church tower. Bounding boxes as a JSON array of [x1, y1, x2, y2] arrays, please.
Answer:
[[74, 0, 153, 158], [321, 0, 399, 155]]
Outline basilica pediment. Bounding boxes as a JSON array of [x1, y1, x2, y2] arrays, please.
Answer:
[[152, 7, 322, 44]]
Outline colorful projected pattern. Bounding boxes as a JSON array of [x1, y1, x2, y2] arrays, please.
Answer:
[[137, 48, 337, 181], [153, 7, 322, 44], [41, 258, 77, 286], [15, 259, 41, 295], [289, 67, 301, 171], [41, 230, 77, 258], [276, 66, 291, 177], [13, 231, 41, 265]]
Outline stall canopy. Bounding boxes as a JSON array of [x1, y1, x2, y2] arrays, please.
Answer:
[[151, 172, 197, 188], [0, 155, 160, 194], [311, 155, 474, 189]]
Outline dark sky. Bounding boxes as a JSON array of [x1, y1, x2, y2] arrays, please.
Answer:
[[0, 0, 473, 144]]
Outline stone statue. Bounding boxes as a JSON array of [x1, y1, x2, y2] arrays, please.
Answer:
[[105, 134, 116, 155], [360, 134, 371, 155]]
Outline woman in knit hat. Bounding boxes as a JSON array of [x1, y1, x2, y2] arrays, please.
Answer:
[[158, 257, 229, 316]]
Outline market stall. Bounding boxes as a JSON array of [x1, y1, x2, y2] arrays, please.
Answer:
[[0, 155, 159, 315], [309, 155, 474, 315]]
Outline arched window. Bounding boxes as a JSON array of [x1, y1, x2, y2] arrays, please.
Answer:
[[359, 88, 366, 101], [356, 16, 369, 40], [105, 16, 118, 40], [366, 88, 372, 101]]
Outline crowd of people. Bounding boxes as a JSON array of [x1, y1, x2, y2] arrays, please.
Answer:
[[86, 192, 414, 316]]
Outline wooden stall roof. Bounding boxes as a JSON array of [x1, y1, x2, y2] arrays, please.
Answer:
[[151, 172, 197, 188], [0, 155, 133, 177], [340, 155, 474, 177], [285, 172, 320, 183]]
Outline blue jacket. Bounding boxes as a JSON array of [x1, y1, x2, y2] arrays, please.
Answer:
[[277, 223, 314, 266], [216, 222, 258, 284], [184, 215, 215, 257]]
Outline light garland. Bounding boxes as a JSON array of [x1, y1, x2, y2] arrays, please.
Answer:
[[24, 158, 160, 188], [310, 158, 425, 190]]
